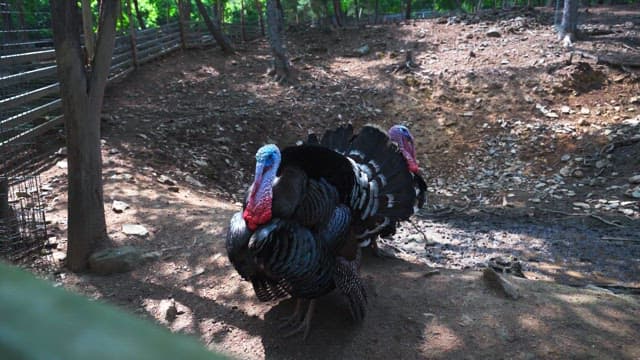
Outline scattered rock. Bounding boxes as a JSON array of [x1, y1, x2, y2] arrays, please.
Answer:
[[355, 44, 370, 56], [629, 175, 640, 184], [560, 154, 571, 162], [56, 160, 68, 169], [122, 224, 149, 236], [157, 175, 176, 186], [185, 175, 205, 188], [595, 159, 609, 169], [626, 186, 640, 199], [559, 166, 572, 177], [112, 200, 130, 213], [89, 246, 144, 275], [482, 268, 522, 300], [55, 147, 67, 156], [486, 28, 501, 37], [572, 202, 590, 210]]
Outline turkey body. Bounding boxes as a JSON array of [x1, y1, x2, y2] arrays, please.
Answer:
[[307, 124, 427, 251], [226, 125, 416, 337]]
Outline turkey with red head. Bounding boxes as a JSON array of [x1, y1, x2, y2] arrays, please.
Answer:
[[226, 125, 416, 339]]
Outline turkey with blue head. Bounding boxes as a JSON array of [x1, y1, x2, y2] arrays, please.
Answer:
[[308, 124, 427, 258], [226, 125, 416, 339]]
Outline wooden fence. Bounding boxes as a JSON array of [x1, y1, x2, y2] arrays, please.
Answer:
[[0, 9, 433, 156], [0, 20, 264, 153]]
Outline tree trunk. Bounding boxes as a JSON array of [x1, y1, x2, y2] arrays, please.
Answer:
[[374, 0, 379, 24], [255, 0, 265, 36], [15, 0, 27, 41], [194, 0, 234, 54], [178, 0, 189, 48], [559, 0, 579, 44], [50, 0, 119, 272], [126, 0, 138, 67], [81, 0, 95, 63], [266, 0, 290, 82], [1, 3, 13, 42], [332, 0, 342, 27], [241, 0, 246, 41], [405, 0, 412, 20], [132, 0, 146, 29]]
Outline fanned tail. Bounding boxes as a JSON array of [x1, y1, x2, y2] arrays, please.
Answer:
[[347, 125, 416, 239], [307, 124, 354, 154]]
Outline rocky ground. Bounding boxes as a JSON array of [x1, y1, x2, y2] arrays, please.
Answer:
[[13, 4, 640, 359]]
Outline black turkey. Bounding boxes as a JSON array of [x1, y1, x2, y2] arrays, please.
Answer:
[[226, 125, 416, 339], [308, 124, 427, 257]]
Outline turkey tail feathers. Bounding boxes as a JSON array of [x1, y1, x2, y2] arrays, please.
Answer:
[[349, 125, 416, 222]]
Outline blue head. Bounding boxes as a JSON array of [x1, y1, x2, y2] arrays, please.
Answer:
[[243, 144, 282, 230]]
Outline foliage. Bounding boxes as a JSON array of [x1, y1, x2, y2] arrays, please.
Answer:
[[0, 262, 226, 359]]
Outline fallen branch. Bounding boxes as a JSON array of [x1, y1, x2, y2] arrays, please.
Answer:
[[573, 50, 640, 69], [536, 208, 626, 228], [601, 236, 640, 243]]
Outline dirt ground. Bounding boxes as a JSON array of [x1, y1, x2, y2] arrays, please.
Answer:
[[23, 5, 640, 359]]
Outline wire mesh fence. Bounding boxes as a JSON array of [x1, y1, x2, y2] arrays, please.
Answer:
[[0, 175, 48, 262]]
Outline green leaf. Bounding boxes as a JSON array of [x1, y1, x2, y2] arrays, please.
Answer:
[[0, 263, 226, 360]]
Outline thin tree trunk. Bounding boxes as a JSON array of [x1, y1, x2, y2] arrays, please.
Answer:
[[241, 0, 246, 41], [178, 0, 188, 48], [266, 0, 290, 82], [1, 3, 14, 42], [15, 0, 27, 41], [405, 0, 412, 20], [50, 0, 119, 272], [559, 0, 579, 44], [126, 0, 138, 67], [374, 0, 379, 24], [255, 0, 265, 36], [332, 0, 342, 27], [132, 0, 146, 29], [81, 0, 95, 62], [194, 0, 234, 53]]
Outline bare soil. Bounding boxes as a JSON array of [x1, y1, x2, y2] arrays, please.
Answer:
[[26, 5, 640, 359]]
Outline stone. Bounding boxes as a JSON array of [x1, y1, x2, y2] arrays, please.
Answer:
[[185, 175, 204, 188], [629, 175, 640, 184], [89, 246, 144, 275], [561, 106, 571, 114], [559, 166, 572, 177], [627, 187, 640, 199], [595, 159, 609, 169], [112, 200, 129, 213], [561, 154, 571, 162], [573, 170, 584, 178], [572, 202, 590, 210], [355, 44, 370, 56], [486, 28, 501, 37], [580, 107, 590, 115], [157, 175, 176, 186], [122, 224, 149, 236], [482, 268, 521, 299], [56, 160, 68, 169]]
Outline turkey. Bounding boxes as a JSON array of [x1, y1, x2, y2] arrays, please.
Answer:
[[226, 125, 416, 339], [307, 124, 427, 257]]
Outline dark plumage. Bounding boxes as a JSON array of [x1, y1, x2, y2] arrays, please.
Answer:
[[226, 125, 417, 338], [309, 124, 428, 256]]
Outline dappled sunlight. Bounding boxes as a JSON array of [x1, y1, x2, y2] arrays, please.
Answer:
[[420, 323, 464, 356]]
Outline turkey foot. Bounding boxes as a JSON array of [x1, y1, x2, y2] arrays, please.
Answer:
[[282, 299, 316, 340], [278, 299, 303, 329], [371, 239, 398, 259]]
